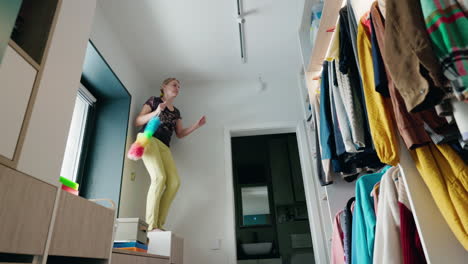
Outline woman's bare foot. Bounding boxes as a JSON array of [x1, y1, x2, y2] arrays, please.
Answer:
[[149, 227, 166, 232]]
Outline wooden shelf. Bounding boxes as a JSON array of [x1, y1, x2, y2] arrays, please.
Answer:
[[299, 0, 343, 75], [112, 249, 169, 260], [10, 0, 59, 65], [308, 0, 342, 73]]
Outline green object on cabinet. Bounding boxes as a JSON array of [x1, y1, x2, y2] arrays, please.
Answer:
[[59, 176, 79, 190], [0, 0, 22, 64]]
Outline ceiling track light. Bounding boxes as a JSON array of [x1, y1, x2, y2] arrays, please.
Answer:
[[237, 0, 246, 63]]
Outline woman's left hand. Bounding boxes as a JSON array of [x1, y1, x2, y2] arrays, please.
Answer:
[[196, 116, 207, 128]]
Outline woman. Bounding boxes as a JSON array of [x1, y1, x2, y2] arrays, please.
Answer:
[[135, 77, 206, 231]]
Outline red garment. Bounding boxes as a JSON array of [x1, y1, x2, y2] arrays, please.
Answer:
[[399, 203, 427, 264]]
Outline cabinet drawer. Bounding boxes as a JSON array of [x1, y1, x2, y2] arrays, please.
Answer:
[[112, 252, 169, 264], [49, 190, 114, 259], [0, 45, 37, 160], [0, 164, 57, 255]]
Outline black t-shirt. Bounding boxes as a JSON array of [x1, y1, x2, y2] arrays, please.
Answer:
[[140, 96, 182, 147]]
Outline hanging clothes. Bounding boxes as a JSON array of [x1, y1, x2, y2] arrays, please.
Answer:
[[337, 8, 368, 150], [331, 210, 346, 264], [357, 15, 400, 166], [319, 61, 338, 183], [312, 96, 332, 186], [384, 0, 448, 112], [370, 15, 389, 97], [370, 181, 381, 216], [328, 24, 358, 155], [398, 171, 428, 264], [330, 61, 347, 159], [340, 4, 379, 154], [424, 121, 461, 144], [341, 197, 355, 264], [346, 0, 361, 75], [370, 2, 459, 150], [420, 0, 468, 100], [369, 3, 432, 150], [370, 2, 468, 250], [373, 166, 403, 264], [410, 143, 468, 250], [334, 59, 366, 149], [327, 22, 340, 60], [351, 166, 392, 264]]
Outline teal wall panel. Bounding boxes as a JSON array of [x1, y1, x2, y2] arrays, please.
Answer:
[[80, 42, 131, 213], [81, 98, 130, 208]]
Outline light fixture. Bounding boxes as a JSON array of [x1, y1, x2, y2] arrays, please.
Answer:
[[237, 0, 246, 63]]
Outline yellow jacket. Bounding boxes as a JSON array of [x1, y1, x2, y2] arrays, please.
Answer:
[[357, 17, 399, 166]]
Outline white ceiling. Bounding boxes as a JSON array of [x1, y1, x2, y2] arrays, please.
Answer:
[[97, 0, 305, 84]]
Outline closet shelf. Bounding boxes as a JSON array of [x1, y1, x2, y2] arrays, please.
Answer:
[[299, 0, 343, 75], [8, 40, 40, 71]]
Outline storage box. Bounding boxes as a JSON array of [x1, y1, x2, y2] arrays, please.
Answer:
[[147, 231, 184, 264], [114, 241, 148, 253], [115, 218, 148, 244]]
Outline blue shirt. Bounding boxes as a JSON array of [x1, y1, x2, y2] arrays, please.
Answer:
[[320, 61, 336, 162], [352, 166, 391, 264]]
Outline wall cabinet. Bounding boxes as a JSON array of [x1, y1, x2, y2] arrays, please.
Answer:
[[0, 164, 57, 255], [49, 190, 114, 259], [0, 0, 60, 169], [0, 45, 37, 161]]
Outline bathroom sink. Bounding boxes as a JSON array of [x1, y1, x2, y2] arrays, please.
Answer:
[[241, 242, 273, 255]]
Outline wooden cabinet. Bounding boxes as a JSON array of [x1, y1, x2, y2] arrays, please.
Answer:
[[48, 190, 114, 259], [112, 250, 170, 264], [0, 164, 57, 255], [0, 45, 37, 163], [0, 0, 60, 169], [170, 236, 184, 264]]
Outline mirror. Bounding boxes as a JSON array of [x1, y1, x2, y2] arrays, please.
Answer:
[[241, 186, 271, 226]]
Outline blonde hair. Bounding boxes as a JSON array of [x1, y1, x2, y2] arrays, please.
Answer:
[[160, 77, 180, 97]]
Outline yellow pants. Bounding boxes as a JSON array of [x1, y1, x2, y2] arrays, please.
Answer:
[[142, 136, 180, 230], [411, 144, 468, 250]]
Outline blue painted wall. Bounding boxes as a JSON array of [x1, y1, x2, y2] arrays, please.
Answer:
[[81, 98, 130, 207], [80, 42, 131, 212]]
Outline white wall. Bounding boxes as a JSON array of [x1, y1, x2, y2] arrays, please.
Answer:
[[89, 3, 155, 215], [120, 77, 303, 264], [90, 4, 308, 264]]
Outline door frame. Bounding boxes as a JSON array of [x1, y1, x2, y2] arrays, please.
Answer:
[[224, 121, 329, 264]]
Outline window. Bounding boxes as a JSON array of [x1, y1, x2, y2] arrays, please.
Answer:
[[60, 84, 96, 182]]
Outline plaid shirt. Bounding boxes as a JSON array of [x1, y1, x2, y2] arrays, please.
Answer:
[[421, 0, 468, 100]]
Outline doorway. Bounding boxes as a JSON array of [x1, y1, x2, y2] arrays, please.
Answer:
[[231, 132, 315, 264]]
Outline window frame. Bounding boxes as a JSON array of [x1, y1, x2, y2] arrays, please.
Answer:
[[60, 83, 96, 185]]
